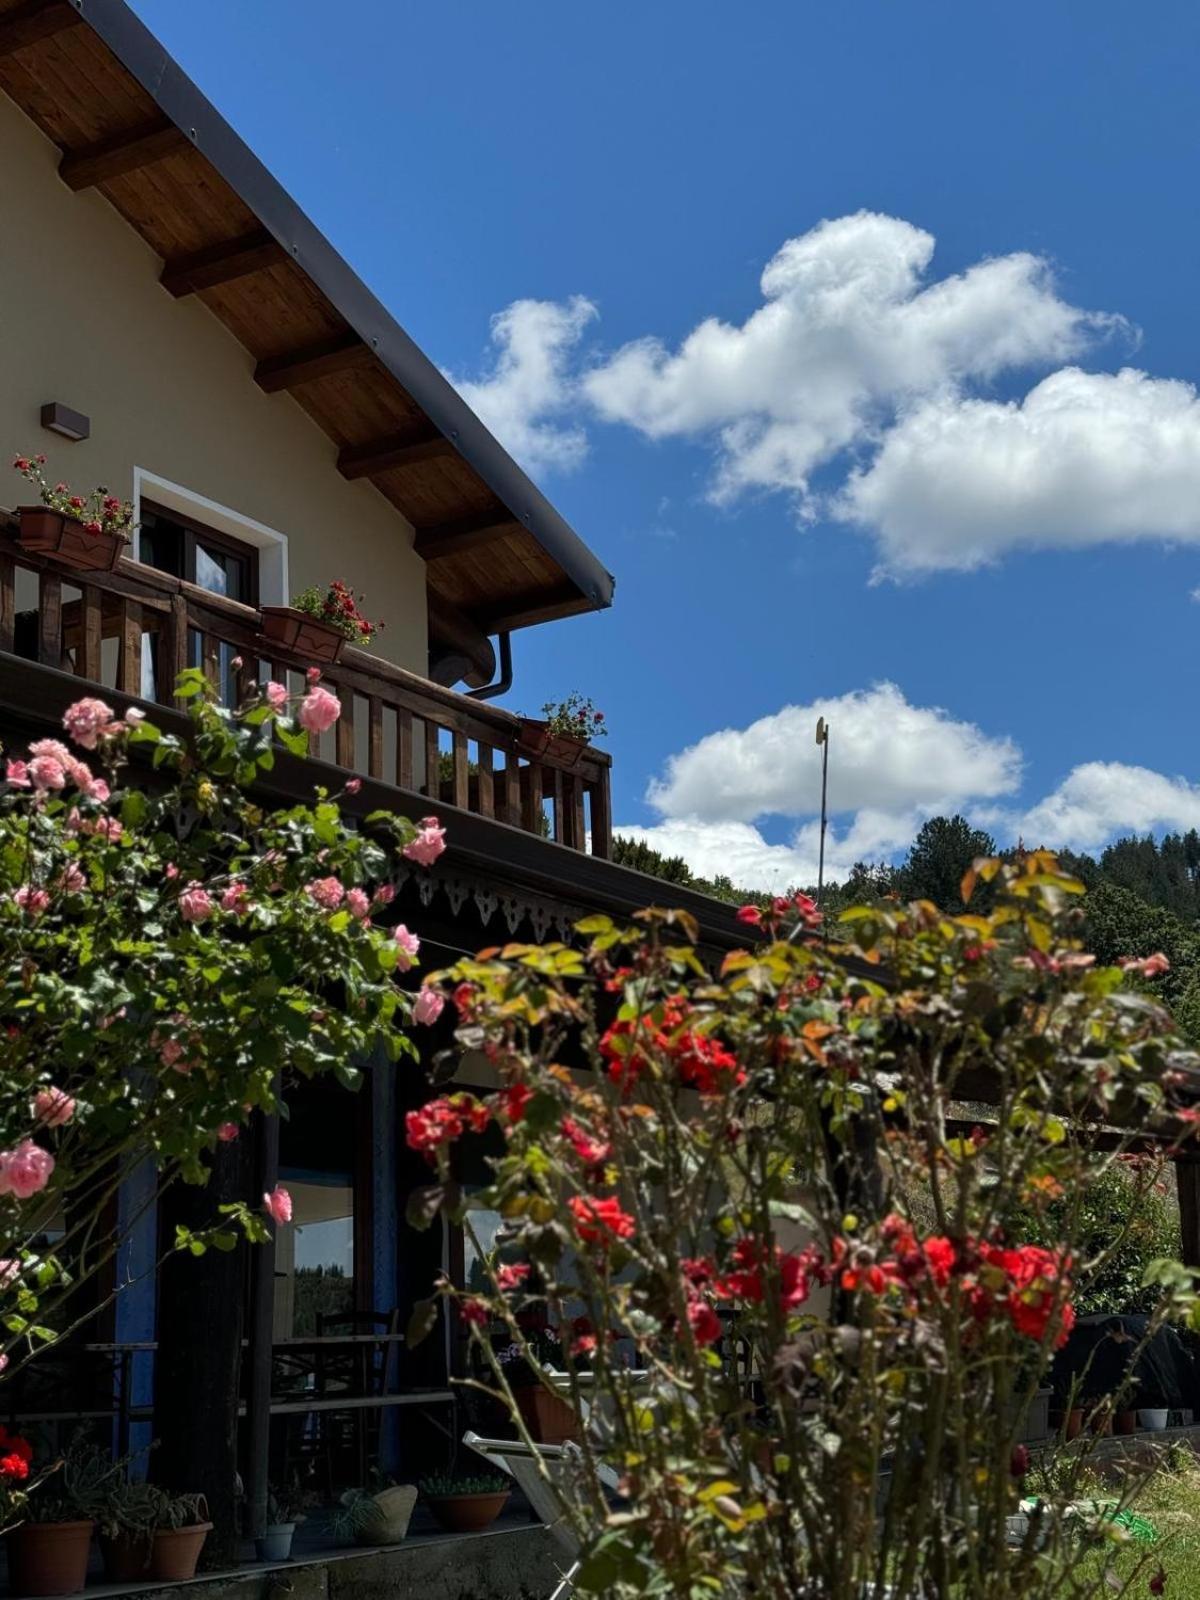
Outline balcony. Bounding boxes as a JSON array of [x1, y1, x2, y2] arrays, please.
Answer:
[[0, 522, 612, 858]]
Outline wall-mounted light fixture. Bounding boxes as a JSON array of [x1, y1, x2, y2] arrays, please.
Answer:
[[40, 402, 90, 442]]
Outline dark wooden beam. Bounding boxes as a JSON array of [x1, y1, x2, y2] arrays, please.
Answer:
[[160, 229, 287, 297], [337, 425, 453, 480], [59, 119, 191, 191], [0, 0, 82, 58], [427, 592, 495, 688], [414, 511, 519, 562], [483, 584, 593, 633], [254, 331, 373, 393]]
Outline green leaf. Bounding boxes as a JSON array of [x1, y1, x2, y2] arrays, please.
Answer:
[[406, 1296, 440, 1349]]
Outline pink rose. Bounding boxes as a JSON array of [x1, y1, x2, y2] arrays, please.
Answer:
[[372, 884, 395, 909], [178, 883, 214, 923], [124, 707, 146, 726], [32, 1087, 75, 1128], [13, 886, 50, 916], [263, 1185, 293, 1224], [62, 697, 114, 751], [158, 1037, 185, 1070], [0, 1140, 54, 1199], [5, 761, 30, 789], [305, 876, 345, 910], [345, 777, 362, 795], [346, 888, 371, 921], [58, 863, 86, 893], [297, 686, 341, 735], [403, 817, 446, 868], [413, 986, 445, 1025], [0, 1260, 20, 1287], [221, 882, 250, 915], [265, 681, 288, 711], [27, 756, 65, 793], [29, 739, 72, 765], [393, 925, 420, 972], [217, 1123, 239, 1143], [306, 666, 321, 684], [84, 778, 110, 803]]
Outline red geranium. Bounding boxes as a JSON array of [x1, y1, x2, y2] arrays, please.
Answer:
[[569, 1194, 636, 1246]]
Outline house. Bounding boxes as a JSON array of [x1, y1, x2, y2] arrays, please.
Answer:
[[0, 0, 745, 1586]]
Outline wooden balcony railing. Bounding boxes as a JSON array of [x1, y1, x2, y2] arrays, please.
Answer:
[[0, 533, 612, 857]]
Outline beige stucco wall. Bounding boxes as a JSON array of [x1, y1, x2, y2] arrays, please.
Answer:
[[0, 90, 428, 674]]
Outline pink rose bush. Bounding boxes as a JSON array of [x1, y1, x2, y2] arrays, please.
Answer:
[[403, 816, 446, 867], [0, 669, 440, 1377]]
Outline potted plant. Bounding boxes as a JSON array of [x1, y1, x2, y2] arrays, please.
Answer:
[[499, 1326, 578, 1445], [98, 1478, 160, 1583], [418, 1470, 511, 1534], [11, 453, 134, 572], [255, 1483, 306, 1562], [147, 1490, 212, 1581], [259, 580, 382, 664], [518, 693, 606, 770], [331, 1481, 417, 1547], [7, 1433, 114, 1597]]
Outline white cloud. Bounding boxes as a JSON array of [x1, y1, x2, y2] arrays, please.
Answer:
[[838, 367, 1200, 575], [447, 295, 597, 475], [647, 682, 1021, 824], [1013, 763, 1200, 854], [618, 686, 1200, 891], [583, 211, 1110, 504]]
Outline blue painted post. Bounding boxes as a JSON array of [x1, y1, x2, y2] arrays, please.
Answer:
[[114, 1158, 158, 1475], [371, 1048, 400, 1472]]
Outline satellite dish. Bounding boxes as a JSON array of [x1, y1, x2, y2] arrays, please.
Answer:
[[815, 717, 827, 745]]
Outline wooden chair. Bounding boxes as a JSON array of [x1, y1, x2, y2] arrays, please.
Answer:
[[312, 1309, 400, 1490]]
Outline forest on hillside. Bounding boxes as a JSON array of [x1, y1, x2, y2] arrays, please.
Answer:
[[613, 818, 1200, 1043]]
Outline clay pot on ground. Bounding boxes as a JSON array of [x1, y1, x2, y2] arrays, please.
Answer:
[[423, 1490, 511, 1535], [514, 1383, 577, 1445], [7, 1520, 95, 1596], [99, 1529, 153, 1584]]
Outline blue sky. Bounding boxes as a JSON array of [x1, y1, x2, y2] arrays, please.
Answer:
[[133, 0, 1200, 888]]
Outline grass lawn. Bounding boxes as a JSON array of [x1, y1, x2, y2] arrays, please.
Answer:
[[1068, 1454, 1200, 1596]]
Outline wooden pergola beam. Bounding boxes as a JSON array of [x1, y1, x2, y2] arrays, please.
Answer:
[[59, 119, 191, 191], [254, 331, 373, 393], [414, 511, 518, 562], [337, 426, 453, 480], [161, 229, 287, 298], [0, 0, 82, 58]]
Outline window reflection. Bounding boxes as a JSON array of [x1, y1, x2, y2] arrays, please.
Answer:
[[274, 1078, 357, 1340]]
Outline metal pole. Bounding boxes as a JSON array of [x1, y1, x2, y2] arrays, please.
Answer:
[[816, 717, 830, 913]]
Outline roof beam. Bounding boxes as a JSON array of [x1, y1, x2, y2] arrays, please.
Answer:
[[0, 0, 82, 58], [484, 584, 592, 633], [59, 118, 191, 192], [414, 511, 519, 562], [337, 425, 454, 480], [254, 331, 373, 393], [161, 229, 287, 297], [427, 593, 496, 688]]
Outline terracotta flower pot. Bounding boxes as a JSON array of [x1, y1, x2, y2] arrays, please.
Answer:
[[514, 1383, 577, 1444], [7, 1520, 95, 1596], [148, 1520, 212, 1581], [516, 719, 586, 770], [258, 605, 345, 664], [424, 1490, 510, 1534], [99, 1529, 153, 1583], [15, 506, 124, 572], [1114, 1409, 1138, 1436]]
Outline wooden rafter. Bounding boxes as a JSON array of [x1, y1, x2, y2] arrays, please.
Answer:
[[59, 118, 191, 191], [483, 584, 595, 633], [337, 425, 454, 481], [0, 0, 82, 58], [414, 511, 519, 562], [254, 331, 373, 393], [161, 229, 287, 297]]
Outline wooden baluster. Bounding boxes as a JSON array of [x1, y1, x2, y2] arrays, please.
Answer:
[[200, 631, 220, 692], [162, 596, 190, 705], [395, 708, 414, 790], [550, 767, 565, 843], [451, 730, 469, 811], [522, 761, 544, 837], [589, 772, 612, 860], [118, 600, 144, 694], [573, 773, 586, 852], [560, 772, 578, 849], [423, 720, 440, 801], [504, 752, 522, 828], [79, 584, 102, 682], [476, 743, 494, 819], [368, 695, 384, 780], [334, 685, 355, 770], [38, 573, 62, 667], [0, 552, 14, 655]]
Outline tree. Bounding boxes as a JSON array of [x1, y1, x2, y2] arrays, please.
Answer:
[[405, 858, 1200, 1599], [895, 814, 996, 908]]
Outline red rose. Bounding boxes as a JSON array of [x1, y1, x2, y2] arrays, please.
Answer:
[[569, 1194, 636, 1246]]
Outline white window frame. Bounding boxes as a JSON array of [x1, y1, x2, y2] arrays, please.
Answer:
[[131, 469, 289, 604]]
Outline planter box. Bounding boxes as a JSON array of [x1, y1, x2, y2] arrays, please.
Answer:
[[15, 506, 124, 572], [258, 605, 346, 664], [517, 719, 587, 770], [424, 1490, 510, 1534]]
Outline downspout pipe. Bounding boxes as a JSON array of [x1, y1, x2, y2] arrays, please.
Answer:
[[466, 633, 513, 702]]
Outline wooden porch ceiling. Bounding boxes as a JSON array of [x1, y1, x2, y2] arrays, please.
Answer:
[[0, 0, 615, 658]]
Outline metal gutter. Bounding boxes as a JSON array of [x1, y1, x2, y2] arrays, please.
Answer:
[[70, 0, 615, 615]]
